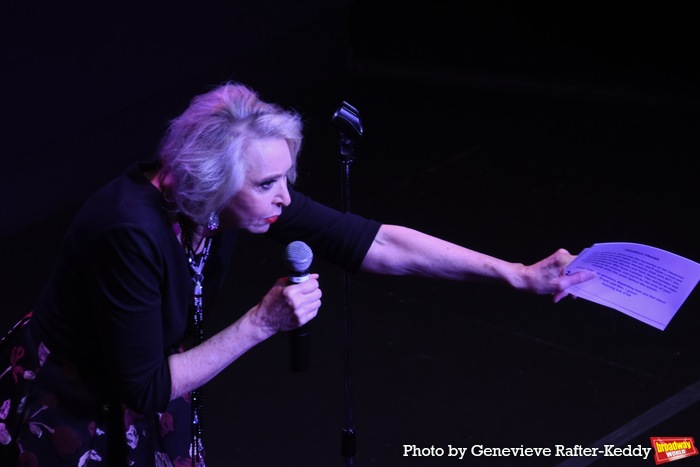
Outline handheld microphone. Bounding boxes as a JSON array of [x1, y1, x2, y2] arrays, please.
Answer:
[[284, 241, 313, 372]]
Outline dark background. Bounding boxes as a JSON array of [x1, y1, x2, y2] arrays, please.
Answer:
[[1, 2, 698, 466]]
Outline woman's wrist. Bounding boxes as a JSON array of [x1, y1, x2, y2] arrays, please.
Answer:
[[243, 304, 278, 342]]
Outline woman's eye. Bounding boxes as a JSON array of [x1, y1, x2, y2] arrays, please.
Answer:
[[259, 179, 275, 190]]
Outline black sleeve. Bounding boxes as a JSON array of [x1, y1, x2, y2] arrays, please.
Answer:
[[267, 187, 382, 273], [87, 224, 173, 414]]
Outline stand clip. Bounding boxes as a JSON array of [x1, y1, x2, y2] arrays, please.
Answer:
[[332, 101, 363, 162]]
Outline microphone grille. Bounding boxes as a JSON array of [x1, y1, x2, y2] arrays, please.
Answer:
[[284, 241, 313, 273]]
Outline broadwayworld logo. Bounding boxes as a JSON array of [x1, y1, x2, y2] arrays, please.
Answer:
[[650, 437, 698, 465]]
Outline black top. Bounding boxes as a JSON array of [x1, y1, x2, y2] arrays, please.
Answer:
[[31, 162, 381, 414]]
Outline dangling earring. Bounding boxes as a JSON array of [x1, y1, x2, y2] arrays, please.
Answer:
[[207, 212, 220, 231]]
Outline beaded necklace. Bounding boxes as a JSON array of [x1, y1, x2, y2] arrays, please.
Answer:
[[180, 222, 212, 467]]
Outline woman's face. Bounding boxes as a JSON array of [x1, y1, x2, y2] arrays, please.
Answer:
[[220, 137, 293, 233]]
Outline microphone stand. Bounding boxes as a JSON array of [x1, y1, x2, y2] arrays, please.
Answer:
[[332, 101, 363, 466]]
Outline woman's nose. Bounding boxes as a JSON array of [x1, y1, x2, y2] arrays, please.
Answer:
[[276, 181, 291, 206]]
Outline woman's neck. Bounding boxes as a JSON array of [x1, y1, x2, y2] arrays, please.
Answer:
[[147, 168, 208, 254], [178, 217, 209, 255]]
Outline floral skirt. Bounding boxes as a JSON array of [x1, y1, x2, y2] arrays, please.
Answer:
[[0, 313, 203, 467]]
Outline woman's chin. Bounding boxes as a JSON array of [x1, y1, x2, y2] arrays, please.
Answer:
[[244, 224, 271, 234]]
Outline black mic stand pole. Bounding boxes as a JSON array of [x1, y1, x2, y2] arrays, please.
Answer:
[[332, 101, 363, 466]]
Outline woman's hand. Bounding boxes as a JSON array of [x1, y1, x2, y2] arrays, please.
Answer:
[[250, 273, 322, 335], [168, 274, 321, 400], [517, 249, 596, 302]]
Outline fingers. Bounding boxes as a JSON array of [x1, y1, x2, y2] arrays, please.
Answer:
[[253, 274, 323, 333], [555, 269, 595, 294], [283, 274, 322, 327], [528, 249, 595, 301], [564, 270, 597, 287], [552, 250, 572, 267], [552, 290, 568, 304], [552, 269, 595, 303]]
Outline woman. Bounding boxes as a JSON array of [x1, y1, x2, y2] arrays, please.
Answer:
[[0, 82, 593, 466]]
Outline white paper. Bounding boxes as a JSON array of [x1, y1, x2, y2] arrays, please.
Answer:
[[565, 242, 700, 331]]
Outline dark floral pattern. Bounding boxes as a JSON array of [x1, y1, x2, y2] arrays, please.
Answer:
[[0, 314, 202, 466]]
